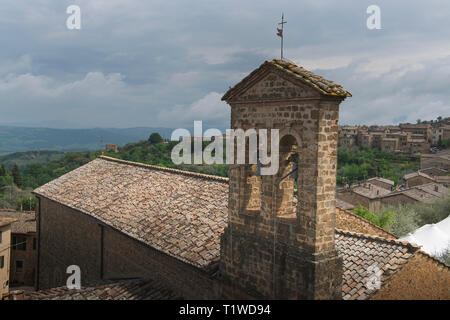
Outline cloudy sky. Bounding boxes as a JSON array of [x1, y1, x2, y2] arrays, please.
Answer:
[[1, 0, 449, 129]]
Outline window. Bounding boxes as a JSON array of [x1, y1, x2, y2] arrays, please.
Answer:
[[33, 238, 37, 250], [15, 260, 24, 273], [0, 231, 2, 243], [12, 236, 27, 251], [0, 256, 4, 269]]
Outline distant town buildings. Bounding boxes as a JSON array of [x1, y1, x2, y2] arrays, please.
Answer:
[[404, 168, 450, 188], [338, 117, 450, 155], [337, 167, 450, 210], [337, 178, 395, 211], [105, 144, 119, 153]]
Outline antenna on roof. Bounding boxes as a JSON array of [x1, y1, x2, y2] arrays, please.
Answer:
[[276, 13, 287, 60]]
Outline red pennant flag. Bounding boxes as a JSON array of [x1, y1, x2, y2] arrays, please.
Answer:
[[277, 28, 283, 37]]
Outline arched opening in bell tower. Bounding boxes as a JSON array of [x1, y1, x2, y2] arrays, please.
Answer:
[[275, 134, 299, 218], [238, 133, 262, 215]]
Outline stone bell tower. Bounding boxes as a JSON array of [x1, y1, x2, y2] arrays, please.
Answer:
[[219, 59, 351, 299]]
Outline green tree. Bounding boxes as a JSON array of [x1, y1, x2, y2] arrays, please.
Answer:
[[352, 205, 396, 229], [20, 195, 37, 211], [0, 164, 5, 176], [149, 132, 163, 144], [12, 163, 22, 187]]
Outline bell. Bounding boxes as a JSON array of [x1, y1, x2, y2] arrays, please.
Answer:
[[289, 162, 298, 180]]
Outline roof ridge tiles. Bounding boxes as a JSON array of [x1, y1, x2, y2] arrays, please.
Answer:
[[99, 155, 229, 183], [222, 59, 351, 101], [335, 208, 398, 239], [335, 228, 420, 252]]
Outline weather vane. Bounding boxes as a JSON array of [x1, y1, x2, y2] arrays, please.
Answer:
[[276, 13, 287, 60]]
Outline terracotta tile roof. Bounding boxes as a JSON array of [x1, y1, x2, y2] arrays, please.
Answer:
[[0, 217, 17, 228], [403, 171, 433, 181], [267, 60, 352, 97], [34, 156, 229, 270], [366, 177, 395, 186], [336, 229, 420, 300], [222, 59, 351, 101], [414, 182, 448, 196], [0, 211, 36, 234], [435, 175, 450, 184], [27, 278, 181, 300], [351, 183, 391, 199], [399, 123, 431, 129], [384, 183, 448, 203], [396, 188, 439, 203], [335, 198, 355, 210], [419, 168, 448, 177], [335, 207, 398, 240]]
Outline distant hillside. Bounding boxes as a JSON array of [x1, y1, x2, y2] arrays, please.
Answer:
[[0, 126, 174, 154], [0, 150, 65, 169]]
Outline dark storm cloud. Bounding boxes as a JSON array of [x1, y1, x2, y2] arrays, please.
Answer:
[[0, 0, 449, 128]]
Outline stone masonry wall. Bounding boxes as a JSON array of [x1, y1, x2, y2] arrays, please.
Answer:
[[371, 252, 450, 300], [368, 180, 392, 190], [336, 190, 371, 209], [38, 198, 102, 290], [379, 193, 417, 208], [37, 197, 221, 299], [102, 226, 220, 299], [228, 98, 341, 253], [0, 225, 12, 297]]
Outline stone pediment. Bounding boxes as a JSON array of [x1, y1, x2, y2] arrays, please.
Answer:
[[222, 59, 351, 103], [232, 71, 319, 102]]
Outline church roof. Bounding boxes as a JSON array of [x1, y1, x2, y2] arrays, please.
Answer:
[[33, 156, 446, 299], [222, 59, 351, 101], [17, 278, 180, 300], [34, 156, 229, 270]]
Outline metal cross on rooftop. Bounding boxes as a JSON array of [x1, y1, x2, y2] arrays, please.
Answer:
[[277, 13, 287, 60]]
